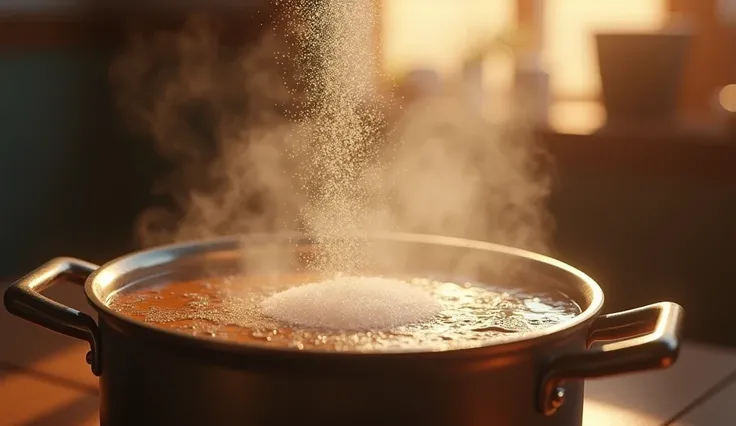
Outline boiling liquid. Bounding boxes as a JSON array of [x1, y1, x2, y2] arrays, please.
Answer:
[[109, 274, 580, 352]]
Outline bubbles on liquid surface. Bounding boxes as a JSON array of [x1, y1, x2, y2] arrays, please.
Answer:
[[108, 275, 580, 352]]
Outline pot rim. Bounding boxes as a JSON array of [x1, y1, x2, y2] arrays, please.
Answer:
[[84, 232, 604, 357]]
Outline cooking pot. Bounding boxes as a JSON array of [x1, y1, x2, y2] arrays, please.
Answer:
[[4, 233, 683, 426]]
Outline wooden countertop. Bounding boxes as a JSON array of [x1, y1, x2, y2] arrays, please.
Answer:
[[2, 281, 736, 425]]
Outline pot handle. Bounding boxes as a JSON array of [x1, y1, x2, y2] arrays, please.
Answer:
[[3, 257, 101, 376], [538, 301, 684, 415]]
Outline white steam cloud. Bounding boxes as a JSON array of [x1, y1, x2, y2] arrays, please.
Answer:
[[109, 5, 554, 277]]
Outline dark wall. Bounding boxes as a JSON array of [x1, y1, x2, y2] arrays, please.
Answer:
[[0, 48, 160, 276], [0, 10, 275, 277]]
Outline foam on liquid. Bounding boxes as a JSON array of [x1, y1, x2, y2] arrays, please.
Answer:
[[108, 274, 581, 352]]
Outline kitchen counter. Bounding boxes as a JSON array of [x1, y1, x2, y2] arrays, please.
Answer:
[[541, 101, 736, 182]]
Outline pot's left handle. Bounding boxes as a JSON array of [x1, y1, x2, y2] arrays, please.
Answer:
[[3, 257, 102, 376]]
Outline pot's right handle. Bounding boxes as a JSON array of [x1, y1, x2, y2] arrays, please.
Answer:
[[538, 302, 684, 416], [3, 257, 101, 375]]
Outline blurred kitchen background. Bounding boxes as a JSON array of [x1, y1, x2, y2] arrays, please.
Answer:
[[1, 0, 735, 347]]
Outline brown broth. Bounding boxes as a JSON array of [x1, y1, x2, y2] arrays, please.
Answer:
[[108, 274, 581, 352]]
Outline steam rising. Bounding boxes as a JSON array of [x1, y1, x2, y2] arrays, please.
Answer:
[[110, 17, 306, 247], [110, 4, 554, 276]]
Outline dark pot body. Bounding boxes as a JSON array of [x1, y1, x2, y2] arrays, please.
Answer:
[[99, 313, 585, 426], [4, 233, 683, 426]]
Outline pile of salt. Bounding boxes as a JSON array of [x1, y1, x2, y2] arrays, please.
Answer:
[[260, 276, 441, 330]]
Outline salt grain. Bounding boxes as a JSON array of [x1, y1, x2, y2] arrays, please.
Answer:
[[259, 276, 442, 330]]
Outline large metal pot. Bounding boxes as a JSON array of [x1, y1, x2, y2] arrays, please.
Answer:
[[4, 233, 683, 426]]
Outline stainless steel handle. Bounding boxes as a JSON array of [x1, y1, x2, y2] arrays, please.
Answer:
[[538, 301, 684, 415], [3, 257, 102, 375]]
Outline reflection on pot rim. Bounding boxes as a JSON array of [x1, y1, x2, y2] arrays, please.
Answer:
[[84, 232, 605, 355]]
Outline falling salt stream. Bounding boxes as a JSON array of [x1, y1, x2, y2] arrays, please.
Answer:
[[264, 0, 431, 328], [244, 0, 551, 331]]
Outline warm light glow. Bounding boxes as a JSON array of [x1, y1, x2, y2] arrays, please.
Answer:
[[548, 101, 606, 134], [583, 399, 661, 425], [381, 1, 666, 99], [718, 84, 736, 112], [381, 0, 515, 78], [544, 0, 667, 99]]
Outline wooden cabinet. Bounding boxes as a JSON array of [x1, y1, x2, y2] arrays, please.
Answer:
[[540, 103, 736, 347]]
